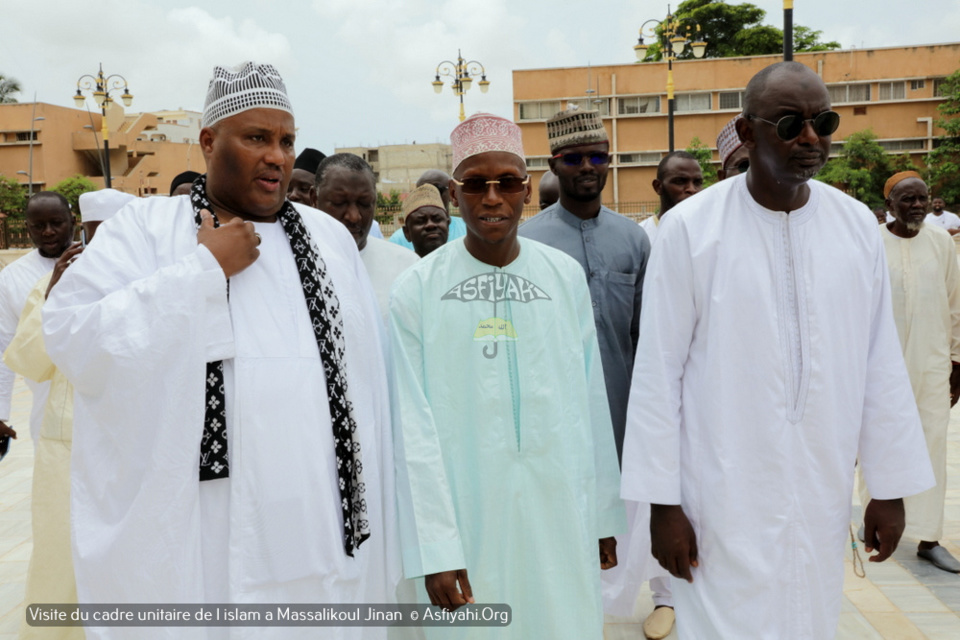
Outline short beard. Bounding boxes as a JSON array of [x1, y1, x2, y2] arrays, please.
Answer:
[[903, 218, 924, 232], [794, 163, 824, 181]]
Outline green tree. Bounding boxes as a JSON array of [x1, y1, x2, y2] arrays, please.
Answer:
[[815, 129, 916, 209], [51, 175, 97, 214], [637, 0, 840, 61], [685, 136, 718, 187], [0, 74, 21, 104], [925, 69, 960, 204], [0, 175, 27, 218], [377, 189, 402, 209]]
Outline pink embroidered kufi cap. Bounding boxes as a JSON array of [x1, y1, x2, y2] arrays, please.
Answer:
[[716, 114, 744, 167], [451, 113, 525, 172]]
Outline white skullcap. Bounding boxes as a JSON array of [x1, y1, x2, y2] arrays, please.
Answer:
[[201, 61, 294, 129], [78, 189, 136, 223]]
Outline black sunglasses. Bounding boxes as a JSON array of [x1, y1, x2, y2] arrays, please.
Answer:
[[452, 176, 530, 195], [747, 110, 840, 141], [552, 151, 611, 167], [0, 433, 10, 462]]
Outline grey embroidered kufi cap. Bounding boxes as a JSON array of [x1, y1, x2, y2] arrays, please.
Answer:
[[546, 107, 608, 154], [201, 61, 294, 129]]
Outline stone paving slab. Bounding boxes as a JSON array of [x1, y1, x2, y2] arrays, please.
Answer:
[[1, 377, 959, 638]]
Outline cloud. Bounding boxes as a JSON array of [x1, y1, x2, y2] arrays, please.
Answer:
[[2, 1, 293, 113]]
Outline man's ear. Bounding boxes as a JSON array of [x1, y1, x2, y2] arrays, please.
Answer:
[[652, 179, 663, 196], [308, 186, 317, 208], [199, 127, 216, 157], [449, 179, 460, 209]]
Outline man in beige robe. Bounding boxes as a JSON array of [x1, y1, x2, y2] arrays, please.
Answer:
[[5, 188, 135, 640], [859, 170, 960, 572]]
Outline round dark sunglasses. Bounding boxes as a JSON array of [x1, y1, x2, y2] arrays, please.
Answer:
[[747, 110, 840, 141], [552, 151, 611, 166]]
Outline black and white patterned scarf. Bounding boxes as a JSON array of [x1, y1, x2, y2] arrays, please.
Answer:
[[190, 175, 370, 556]]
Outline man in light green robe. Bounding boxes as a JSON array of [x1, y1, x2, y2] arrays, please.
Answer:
[[389, 113, 625, 640]]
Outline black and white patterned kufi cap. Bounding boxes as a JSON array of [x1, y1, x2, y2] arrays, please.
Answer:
[[201, 61, 294, 129]]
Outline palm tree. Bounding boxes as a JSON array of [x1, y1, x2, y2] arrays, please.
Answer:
[[0, 75, 21, 104]]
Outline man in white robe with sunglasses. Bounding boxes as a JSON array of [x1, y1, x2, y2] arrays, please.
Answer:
[[621, 61, 933, 638]]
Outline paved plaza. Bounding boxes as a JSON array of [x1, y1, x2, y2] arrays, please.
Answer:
[[1, 375, 960, 639]]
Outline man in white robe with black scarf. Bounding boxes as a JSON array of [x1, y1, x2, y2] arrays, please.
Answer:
[[43, 62, 398, 640]]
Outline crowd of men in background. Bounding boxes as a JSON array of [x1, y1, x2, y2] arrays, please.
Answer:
[[0, 58, 956, 640]]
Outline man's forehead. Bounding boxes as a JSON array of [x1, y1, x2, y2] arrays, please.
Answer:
[[758, 70, 829, 113], [664, 158, 701, 177], [27, 198, 70, 217], [320, 166, 376, 188], [458, 151, 526, 175], [409, 206, 446, 218], [556, 141, 609, 154], [890, 178, 927, 196], [220, 107, 295, 131]]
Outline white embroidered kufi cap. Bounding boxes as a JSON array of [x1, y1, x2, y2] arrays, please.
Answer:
[[201, 61, 294, 129], [78, 188, 137, 223], [450, 113, 525, 172]]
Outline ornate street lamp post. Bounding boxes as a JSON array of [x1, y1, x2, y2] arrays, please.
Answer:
[[72, 64, 133, 188], [634, 5, 707, 152], [432, 50, 490, 122]]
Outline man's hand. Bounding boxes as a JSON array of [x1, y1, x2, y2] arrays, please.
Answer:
[[863, 498, 905, 563], [0, 420, 16, 439], [196, 209, 260, 278], [425, 569, 474, 611], [651, 503, 698, 582], [950, 363, 960, 407], [45, 242, 84, 299], [599, 536, 618, 570]]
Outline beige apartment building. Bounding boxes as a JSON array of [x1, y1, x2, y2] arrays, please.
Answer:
[[335, 142, 452, 194], [514, 43, 960, 209], [0, 103, 205, 199]]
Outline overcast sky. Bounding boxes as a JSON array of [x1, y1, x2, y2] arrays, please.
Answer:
[[4, 0, 959, 154]]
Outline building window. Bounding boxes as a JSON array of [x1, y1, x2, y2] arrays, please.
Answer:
[[526, 157, 549, 168], [368, 149, 379, 163], [718, 91, 743, 110], [519, 99, 610, 120], [933, 78, 949, 97], [910, 79, 925, 91], [827, 83, 871, 103], [878, 138, 926, 152], [618, 95, 661, 115], [675, 93, 711, 112], [517, 101, 561, 120], [564, 97, 611, 116], [879, 82, 906, 101], [15, 131, 38, 142], [618, 152, 661, 165]]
